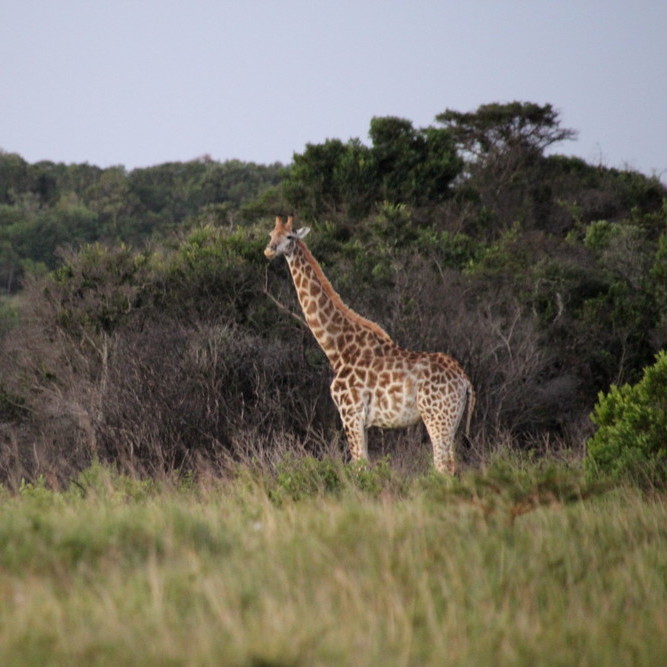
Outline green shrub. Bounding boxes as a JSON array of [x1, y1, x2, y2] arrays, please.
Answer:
[[586, 351, 667, 485], [0, 297, 19, 336], [271, 455, 344, 502], [268, 455, 402, 504]]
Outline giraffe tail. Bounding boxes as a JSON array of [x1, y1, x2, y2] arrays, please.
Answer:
[[464, 381, 476, 438]]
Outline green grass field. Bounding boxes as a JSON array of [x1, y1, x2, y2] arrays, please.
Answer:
[[1, 457, 666, 666]]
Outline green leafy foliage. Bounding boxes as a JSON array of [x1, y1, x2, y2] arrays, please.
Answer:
[[0, 152, 282, 293], [269, 455, 400, 503], [48, 243, 152, 335], [282, 116, 462, 221], [0, 296, 18, 337], [587, 351, 667, 485]]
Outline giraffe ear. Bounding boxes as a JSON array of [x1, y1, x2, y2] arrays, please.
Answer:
[[294, 227, 310, 239]]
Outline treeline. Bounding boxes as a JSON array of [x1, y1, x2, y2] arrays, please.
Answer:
[[0, 153, 283, 291], [0, 102, 665, 484]]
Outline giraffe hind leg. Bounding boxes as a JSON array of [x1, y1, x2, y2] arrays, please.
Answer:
[[427, 425, 457, 475], [421, 389, 468, 475]]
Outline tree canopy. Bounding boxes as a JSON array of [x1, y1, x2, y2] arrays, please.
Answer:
[[436, 101, 577, 158], [0, 152, 283, 290], [282, 116, 462, 221]]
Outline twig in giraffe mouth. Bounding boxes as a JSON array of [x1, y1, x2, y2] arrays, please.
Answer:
[[263, 265, 307, 327]]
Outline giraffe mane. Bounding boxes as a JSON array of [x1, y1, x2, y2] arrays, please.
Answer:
[[296, 239, 393, 343]]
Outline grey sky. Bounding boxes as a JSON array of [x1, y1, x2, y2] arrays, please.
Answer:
[[2, 1, 666, 180]]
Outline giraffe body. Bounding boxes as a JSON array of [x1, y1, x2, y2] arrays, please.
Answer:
[[265, 216, 475, 474]]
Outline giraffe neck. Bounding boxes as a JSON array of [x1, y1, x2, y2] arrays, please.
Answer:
[[286, 240, 393, 370]]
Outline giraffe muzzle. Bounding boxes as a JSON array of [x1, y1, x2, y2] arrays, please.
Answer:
[[264, 246, 277, 259]]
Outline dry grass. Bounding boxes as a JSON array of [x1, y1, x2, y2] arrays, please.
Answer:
[[1, 459, 666, 665]]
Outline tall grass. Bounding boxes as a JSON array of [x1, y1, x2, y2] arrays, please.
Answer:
[[1, 459, 666, 665]]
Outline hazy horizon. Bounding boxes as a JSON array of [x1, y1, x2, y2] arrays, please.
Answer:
[[2, 1, 666, 181]]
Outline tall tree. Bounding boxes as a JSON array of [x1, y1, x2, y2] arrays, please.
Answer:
[[282, 139, 376, 220], [436, 102, 576, 160], [436, 102, 577, 235], [283, 117, 462, 221], [369, 116, 462, 206]]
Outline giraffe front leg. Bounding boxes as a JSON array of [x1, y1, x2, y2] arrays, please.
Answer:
[[434, 448, 457, 476], [331, 380, 369, 463], [342, 416, 368, 463]]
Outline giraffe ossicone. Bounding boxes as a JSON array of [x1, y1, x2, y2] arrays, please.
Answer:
[[265, 215, 475, 474]]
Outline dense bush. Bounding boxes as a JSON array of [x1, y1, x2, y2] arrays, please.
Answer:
[[0, 102, 666, 485], [586, 351, 667, 486], [0, 234, 337, 483]]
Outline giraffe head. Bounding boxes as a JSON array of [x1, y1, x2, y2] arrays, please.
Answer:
[[264, 216, 310, 260]]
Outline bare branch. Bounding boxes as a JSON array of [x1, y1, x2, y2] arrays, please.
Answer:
[[262, 266, 307, 327]]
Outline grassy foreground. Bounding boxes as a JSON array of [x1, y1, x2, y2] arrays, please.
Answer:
[[1, 457, 666, 666]]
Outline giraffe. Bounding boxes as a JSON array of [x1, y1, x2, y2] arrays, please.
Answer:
[[264, 216, 475, 474]]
